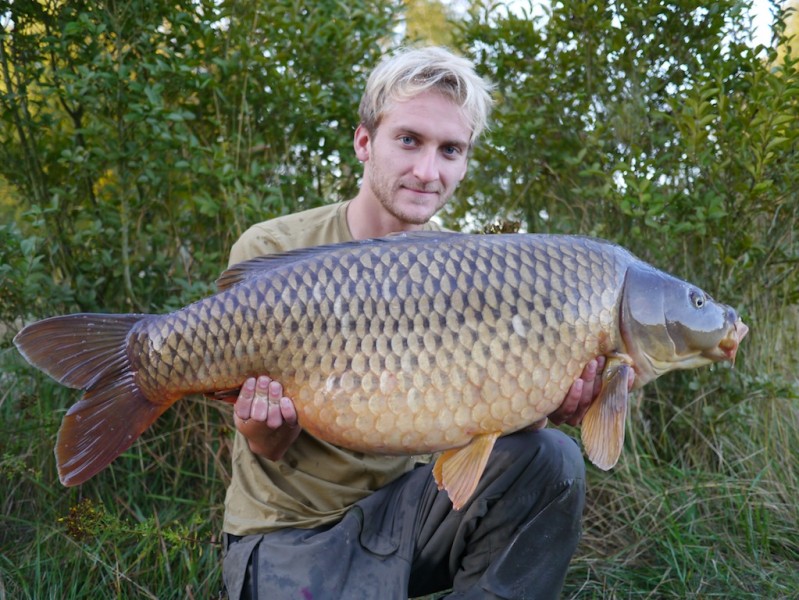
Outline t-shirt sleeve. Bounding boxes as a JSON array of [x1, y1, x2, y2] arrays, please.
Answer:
[[228, 225, 282, 267]]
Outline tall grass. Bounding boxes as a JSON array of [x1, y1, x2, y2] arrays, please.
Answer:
[[0, 345, 231, 599]]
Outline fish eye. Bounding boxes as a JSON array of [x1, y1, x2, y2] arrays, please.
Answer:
[[690, 289, 706, 309]]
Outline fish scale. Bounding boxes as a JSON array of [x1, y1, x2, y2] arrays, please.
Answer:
[[13, 231, 747, 509]]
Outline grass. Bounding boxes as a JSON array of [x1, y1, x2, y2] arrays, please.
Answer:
[[0, 347, 230, 599], [1, 301, 797, 599]]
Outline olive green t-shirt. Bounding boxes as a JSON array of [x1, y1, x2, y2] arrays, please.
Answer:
[[222, 200, 442, 535]]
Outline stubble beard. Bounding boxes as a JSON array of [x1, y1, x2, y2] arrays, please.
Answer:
[[368, 169, 448, 226]]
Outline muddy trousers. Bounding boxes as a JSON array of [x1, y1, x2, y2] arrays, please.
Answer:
[[223, 429, 586, 600]]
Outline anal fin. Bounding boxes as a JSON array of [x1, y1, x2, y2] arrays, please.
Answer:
[[433, 432, 500, 511], [581, 357, 632, 470]]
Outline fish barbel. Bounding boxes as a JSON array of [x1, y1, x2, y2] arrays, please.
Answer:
[[14, 232, 748, 509]]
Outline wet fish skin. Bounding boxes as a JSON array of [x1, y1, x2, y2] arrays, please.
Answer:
[[13, 232, 747, 508]]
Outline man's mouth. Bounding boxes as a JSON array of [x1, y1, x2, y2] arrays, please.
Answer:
[[401, 184, 441, 196]]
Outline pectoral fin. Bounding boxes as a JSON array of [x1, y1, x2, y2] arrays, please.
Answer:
[[433, 432, 500, 511], [581, 360, 632, 470]]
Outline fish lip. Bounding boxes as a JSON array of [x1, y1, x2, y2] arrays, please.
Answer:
[[713, 318, 748, 363]]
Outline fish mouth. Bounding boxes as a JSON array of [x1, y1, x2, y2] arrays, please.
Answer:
[[709, 318, 749, 364]]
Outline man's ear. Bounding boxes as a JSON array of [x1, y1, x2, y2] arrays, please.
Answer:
[[354, 124, 371, 162]]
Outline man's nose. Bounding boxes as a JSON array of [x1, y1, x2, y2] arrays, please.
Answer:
[[412, 149, 439, 182]]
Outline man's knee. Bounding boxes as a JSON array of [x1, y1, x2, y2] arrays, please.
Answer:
[[492, 428, 586, 486], [488, 429, 586, 542], [443, 429, 585, 595]]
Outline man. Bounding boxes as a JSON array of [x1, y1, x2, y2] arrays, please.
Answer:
[[222, 46, 611, 599]]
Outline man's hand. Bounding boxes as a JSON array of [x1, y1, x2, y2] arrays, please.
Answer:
[[543, 356, 636, 428], [549, 357, 606, 427], [233, 376, 301, 461]]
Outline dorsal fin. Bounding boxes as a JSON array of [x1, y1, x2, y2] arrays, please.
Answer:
[[216, 230, 462, 291]]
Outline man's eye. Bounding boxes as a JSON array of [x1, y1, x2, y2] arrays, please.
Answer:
[[400, 136, 415, 145]]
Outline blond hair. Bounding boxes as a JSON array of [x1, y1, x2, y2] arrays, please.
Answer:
[[358, 46, 494, 145]]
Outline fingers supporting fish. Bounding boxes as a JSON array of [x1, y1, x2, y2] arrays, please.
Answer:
[[233, 378, 302, 460], [253, 380, 298, 429], [279, 397, 299, 428], [264, 380, 285, 428], [240, 376, 290, 427], [234, 377, 258, 420], [550, 358, 601, 426], [549, 355, 633, 427]]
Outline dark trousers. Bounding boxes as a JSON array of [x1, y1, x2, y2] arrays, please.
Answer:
[[223, 428, 585, 600]]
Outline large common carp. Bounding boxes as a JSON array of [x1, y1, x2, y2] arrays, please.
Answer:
[[14, 232, 747, 509]]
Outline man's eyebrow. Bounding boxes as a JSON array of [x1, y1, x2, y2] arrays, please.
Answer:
[[441, 137, 470, 150]]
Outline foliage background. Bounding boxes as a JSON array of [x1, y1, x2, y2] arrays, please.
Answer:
[[1, 0, 797, 597]]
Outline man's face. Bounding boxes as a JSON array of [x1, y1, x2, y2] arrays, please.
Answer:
[[355, 91, 472, 226]]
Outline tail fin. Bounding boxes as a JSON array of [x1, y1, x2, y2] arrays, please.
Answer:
[[14, 314, 170, 486]]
